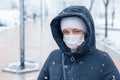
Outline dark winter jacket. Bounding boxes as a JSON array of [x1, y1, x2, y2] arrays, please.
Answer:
[[37, 6, 120, 80]]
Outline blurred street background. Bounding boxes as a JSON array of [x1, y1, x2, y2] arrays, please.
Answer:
[[0, 0, 120, 80]]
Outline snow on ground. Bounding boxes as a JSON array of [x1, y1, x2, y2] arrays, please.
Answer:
[[0, 9, 19, 32], [96, 30, 120, 54], [0, 9, 19, 26], [95, 18, 120, 54], [95, 18, 120, 45]]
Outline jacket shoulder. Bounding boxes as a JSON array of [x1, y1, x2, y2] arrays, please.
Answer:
[[50, 49, 62, 57], [95, 49, 118, 69], [94, 49, 111, 59], [48, 49, 62, 62], [91, 49, 115, 65]]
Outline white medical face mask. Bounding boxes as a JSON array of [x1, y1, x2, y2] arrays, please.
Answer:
[[63, 35, 85, 51]]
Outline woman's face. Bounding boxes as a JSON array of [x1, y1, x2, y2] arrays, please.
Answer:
[[62, 28, 86, 51]]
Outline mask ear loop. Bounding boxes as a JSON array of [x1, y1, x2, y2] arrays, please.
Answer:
[[62, 53, 67, 80]]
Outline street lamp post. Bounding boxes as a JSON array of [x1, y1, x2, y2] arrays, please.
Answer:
[[20, 0, 25, 69]]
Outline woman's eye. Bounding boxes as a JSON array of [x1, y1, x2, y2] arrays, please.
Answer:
[[74, 30, 81, 33], [63, 31, 69, 34]]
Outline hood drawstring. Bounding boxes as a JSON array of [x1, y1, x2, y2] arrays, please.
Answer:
[[62, 53, 67, 80]]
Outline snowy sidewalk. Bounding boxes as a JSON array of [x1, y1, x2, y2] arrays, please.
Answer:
[[0, 19, 43, 80]]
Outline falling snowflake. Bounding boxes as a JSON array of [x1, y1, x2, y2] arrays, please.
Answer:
[[102, 64, 105, 66], [91, 67, 94, 70], [52, 61, 55, 65], [79, 61, 83, 64], [44, 76, 48, 79]]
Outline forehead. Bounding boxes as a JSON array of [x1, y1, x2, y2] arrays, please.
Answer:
[[63, 28, 82, 31]]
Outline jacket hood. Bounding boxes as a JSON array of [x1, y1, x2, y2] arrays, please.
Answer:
[[50, 6, 96, 57]]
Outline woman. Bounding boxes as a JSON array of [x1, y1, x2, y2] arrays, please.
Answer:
[[37, 6, 120, 80]]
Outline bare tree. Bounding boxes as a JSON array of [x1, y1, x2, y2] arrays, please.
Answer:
[[40, 0, 44, 30], [111, 0, 115, 27], [89, 0, 94, 12], [103, 0, 110, 38]]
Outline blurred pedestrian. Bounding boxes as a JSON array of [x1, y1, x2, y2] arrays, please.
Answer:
[[33, 13, 37, 22], [37, 6, 120, 80]]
